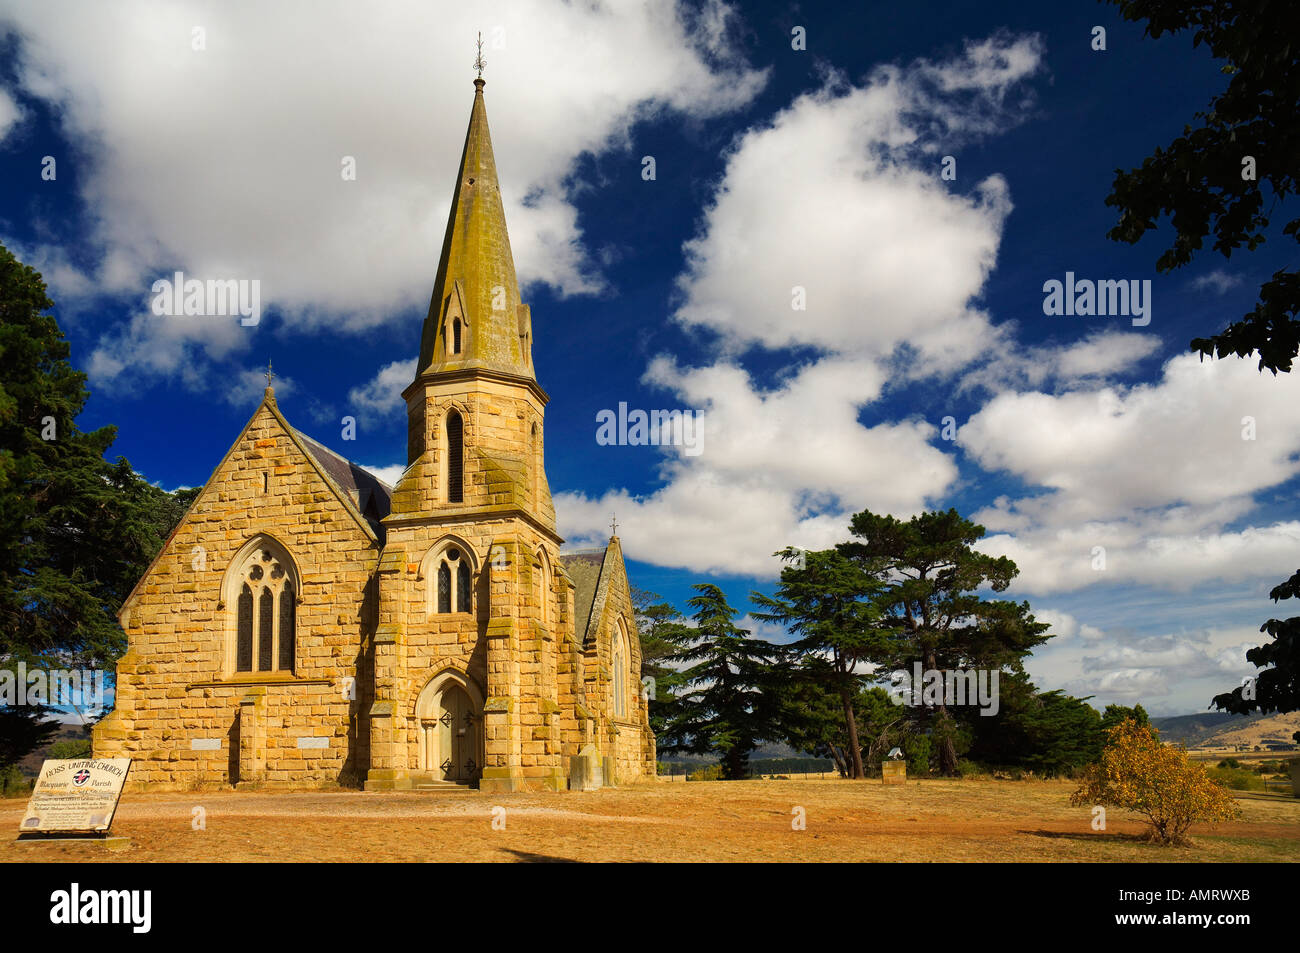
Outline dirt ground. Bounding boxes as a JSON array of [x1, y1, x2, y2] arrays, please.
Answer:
[[3, 778, 1297, 862]]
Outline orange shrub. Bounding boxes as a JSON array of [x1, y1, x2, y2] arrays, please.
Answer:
[[1070, 719, 1240, 846]]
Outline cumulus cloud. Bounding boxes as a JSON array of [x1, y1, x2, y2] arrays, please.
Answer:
[[556, 34, 1045, 577], [556, 354, 958, 576], [221, 366, 293, 409], [1032, 608, 1105, 644], [672, 32, 1043, 371], [958, 330, 1162, 395], [358, 463, 405, 488], [348, 359, 417, 419], [961, 353, 1300, 592], [86, 309, 248, 391], [0, 86, 21, 142], [0, 0, 767, 388], [1063, 629, 1260, 707], [1019, 606, 1264, 712]]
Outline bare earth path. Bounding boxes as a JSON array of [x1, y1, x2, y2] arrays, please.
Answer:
[[3, 778, 1297, 862]]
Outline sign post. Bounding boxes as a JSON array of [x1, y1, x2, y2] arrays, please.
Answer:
[[17, 758, 131, 843]]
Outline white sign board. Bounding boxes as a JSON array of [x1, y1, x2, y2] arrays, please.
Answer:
[[19, 759, 131, 834]]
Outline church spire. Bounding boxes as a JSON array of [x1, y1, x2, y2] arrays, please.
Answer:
[[416, 66, 533, 380]]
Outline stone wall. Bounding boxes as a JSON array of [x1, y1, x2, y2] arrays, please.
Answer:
[[93, 399, 378, 791]]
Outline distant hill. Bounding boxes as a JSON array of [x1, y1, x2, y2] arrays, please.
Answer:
[[17, 722, 92, 777], [1152, 711, 1300, 749]]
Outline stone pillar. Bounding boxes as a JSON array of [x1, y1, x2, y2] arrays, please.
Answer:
[[365, 547, 412, 790], [236, 689, 266, 786], [480, 536, 523, 793]]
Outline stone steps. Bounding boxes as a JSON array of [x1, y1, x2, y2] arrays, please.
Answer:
[[414, 782, 476, 794]]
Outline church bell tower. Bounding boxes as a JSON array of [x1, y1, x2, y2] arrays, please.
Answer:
[[366, 64, 566, 793]]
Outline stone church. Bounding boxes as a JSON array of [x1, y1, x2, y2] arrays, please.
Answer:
[[93, 75, 656, 793]]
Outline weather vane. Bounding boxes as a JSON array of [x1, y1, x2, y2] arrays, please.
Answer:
[[473, 31, 486, 79], [610, 513, 618, 537]]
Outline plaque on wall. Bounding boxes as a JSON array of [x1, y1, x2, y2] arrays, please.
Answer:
[[18, 759, 132, 836]]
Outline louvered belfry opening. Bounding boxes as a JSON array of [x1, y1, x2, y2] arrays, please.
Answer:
[[447, 409, 464, 502]]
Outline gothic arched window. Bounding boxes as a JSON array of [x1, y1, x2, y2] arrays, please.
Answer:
[[428, 542, 474, 615], [446, 409, 464, 503], [536, 548, 551, 628], [229, 538, 297, 674], [612, 620, 629, 717]]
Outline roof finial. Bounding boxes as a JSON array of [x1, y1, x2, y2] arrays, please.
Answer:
[[473, 31, 486, 82], [264, 359, 276, 403], [610, 512, 618, 538], [266, 359, 274, 388]]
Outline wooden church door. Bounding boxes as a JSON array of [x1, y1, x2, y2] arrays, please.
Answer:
[[436, 684, 477, 782]]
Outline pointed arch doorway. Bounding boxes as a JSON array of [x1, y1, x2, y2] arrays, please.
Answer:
[[415, 672, 484, 785]]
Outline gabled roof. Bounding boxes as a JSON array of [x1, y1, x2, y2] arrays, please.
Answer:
[[559, 536, 624, 646], [292, 428, 393, 540], [117, 389, 388, 622], [560, 547, 607, 644]]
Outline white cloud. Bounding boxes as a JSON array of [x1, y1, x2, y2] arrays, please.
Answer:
[[1189, 269, 1242, 295], [222, 366, 295, 409], [348, 359, 416, 419], [672, 33, 1043, 371], [958, 329, 1162, 395], [961, 353, 1300, 592], [963, 354, 1300, 516], [555, 34, 1046, 577], [0, 86, 22, 143], [1032, 608, 1105, 644], [1055, 332, 1160, 380], [735, 614, 793, 646], [359, 463, 406, 488], [556, 354, 958, 577], [86, 309, 248, 392], [1022, 609, 1264, 712], [0, 235, 96, 305], [0, 0, 767, 387]]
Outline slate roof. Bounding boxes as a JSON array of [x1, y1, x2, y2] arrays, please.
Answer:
[[559, 547, 608, 644], [292, 428, 394, 541]]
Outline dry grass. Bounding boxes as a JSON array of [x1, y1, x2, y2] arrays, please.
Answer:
[[3, 777, 1297, 862]]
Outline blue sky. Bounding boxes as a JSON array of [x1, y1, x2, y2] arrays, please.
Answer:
[[1, 1, 1297, 717]]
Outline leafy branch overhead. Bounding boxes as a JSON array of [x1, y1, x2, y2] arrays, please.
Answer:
[[1105, 0, 1300, 371]]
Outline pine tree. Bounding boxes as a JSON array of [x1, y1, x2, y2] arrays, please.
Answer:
[[0, 243, 186, 764], [752, 547, 889, 779], [839, 508, 1051, 775], [661, 584, 781, 780], [631, 587, 692, 738]]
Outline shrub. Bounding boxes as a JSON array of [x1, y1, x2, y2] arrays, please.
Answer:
[[1071, 719, 1240, 846], [46, 738, 92, 760], [904, 735, 932, 776], [687, 763, 723, 782], [0, 765, 31, 798], [1207, 766, 1265, 791]]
